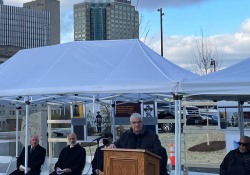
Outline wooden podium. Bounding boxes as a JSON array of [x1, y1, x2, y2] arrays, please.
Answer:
[[103, 148, 161, 175]]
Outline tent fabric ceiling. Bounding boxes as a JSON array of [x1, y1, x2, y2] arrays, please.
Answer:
[[180, 57, 250, 100], [0, 39, 197, 99]]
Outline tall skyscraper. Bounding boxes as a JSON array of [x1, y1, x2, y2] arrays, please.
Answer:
[[0, 2, 50, 63], [23, 0, 60, 45], [74, 0, 139, 41]]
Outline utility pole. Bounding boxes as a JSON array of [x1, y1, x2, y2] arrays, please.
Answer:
[[157, 8, 164, 57]]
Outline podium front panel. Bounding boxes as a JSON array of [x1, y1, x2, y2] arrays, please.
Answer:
[[103, 149, 160, 175]]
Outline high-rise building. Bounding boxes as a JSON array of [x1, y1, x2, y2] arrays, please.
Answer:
[[0, 2, 50, 63], [74, 0, 139, 41], [23, 0, 60, 45]]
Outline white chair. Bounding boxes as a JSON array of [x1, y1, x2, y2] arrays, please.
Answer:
[[40, 158, 50, 175], [82, 156, 93, 175], [0, 156, 12, 175]]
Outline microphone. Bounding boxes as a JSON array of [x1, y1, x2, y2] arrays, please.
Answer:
[[92, 135, 105, 142]]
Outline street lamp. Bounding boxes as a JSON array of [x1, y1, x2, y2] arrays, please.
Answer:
[[157, 8, 164, 57], [210, 59, 216, 72]]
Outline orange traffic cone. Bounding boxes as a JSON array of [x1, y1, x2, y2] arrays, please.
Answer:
[[169, 143, 175, 166]]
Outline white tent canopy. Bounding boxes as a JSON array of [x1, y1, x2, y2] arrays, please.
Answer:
[[180, 57, 250, 139], [180, 57, 250, 99], [0, 39, 197, 97], [0, 39, 197, 175]]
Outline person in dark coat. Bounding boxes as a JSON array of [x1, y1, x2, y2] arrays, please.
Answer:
[[95, 111, 102, 133], [49, 133, 86, 175], [10, 135, 46, 175], [220, 135, 250, 175], [110, 113, 168, 175], [91, 132, 113, 175]]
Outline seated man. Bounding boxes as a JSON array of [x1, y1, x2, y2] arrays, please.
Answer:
[[220, 135, 250, 175], [10, 135, 46, 175], [50, 132, 86, 175], [91, 132, 113, 175]]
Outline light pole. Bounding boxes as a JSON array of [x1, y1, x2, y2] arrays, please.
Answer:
[[210, 59, 216, 72], [157, 8, 164, 57]]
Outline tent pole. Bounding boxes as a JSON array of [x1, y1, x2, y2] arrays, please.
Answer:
[[15, 106, 19, 158], [238, 101, 244, 137], [154, 100, 158, 134], [84, 103, 87, 141], [174, 94, 181, 175], [24, 99, 30, 174], [70, 103, 73, 132], [178, 98, 182, 174], [240, 103, 244, 136], [48, 104, 52, 170], [111, 100, 115, 141], [140, 100, 143, 116]]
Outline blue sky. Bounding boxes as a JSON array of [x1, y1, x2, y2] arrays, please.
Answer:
[[3, 0, 250, 71], [140, 0, 249, 36]]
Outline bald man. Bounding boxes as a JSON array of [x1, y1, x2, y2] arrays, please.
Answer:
[[49, 133, 86, 175]]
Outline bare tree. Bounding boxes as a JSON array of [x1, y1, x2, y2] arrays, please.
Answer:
[[192, 29, 221, 75], [139, 14, 150, 42], [134, 0, 154, 45]]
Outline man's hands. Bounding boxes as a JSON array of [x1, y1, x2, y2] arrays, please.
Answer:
[[96, 169, 104, 175], [56, 167, 72, 174], [18, 165, 31, 172], [107, 143, 116, 148], [63, 168, 72, 173]]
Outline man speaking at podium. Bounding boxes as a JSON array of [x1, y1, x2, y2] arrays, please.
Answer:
[[109, 113, 168, 175]]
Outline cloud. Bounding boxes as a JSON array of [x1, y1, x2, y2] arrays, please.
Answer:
[[239, 19, 250, 34], [3, 0, 24, 6], [3, 0, 250, 71], [147, 18, 250, 70], [61, 11, 74, 43], [132, 0, 212, 10]]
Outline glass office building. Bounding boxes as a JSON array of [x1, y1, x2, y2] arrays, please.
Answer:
[[74, 0, 139, 41], [24, 0, 60, 45], [0, 3, 50, 49]]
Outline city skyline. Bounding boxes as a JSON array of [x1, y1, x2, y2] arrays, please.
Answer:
[[3, 0, 250, 71]]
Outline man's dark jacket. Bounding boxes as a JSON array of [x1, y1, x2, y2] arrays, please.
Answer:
[[54, 143, 86, 175], [91, 145, 105, 175], [114, 127, 162, 153], [114, 127, 169, 175], [220, 148, 250, 175], [12, 144, 46, 175]]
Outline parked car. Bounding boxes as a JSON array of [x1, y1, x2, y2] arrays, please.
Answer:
[[158, 105, 203, 132], [200, 114, 218, 125], [186, 115, 203, 125], [158, 111, 175, 133]]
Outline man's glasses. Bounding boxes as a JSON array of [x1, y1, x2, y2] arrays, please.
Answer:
[[238, 142, 248, 146]]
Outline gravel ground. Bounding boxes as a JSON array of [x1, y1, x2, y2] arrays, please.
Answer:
[[160, 132, 226, 165]]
